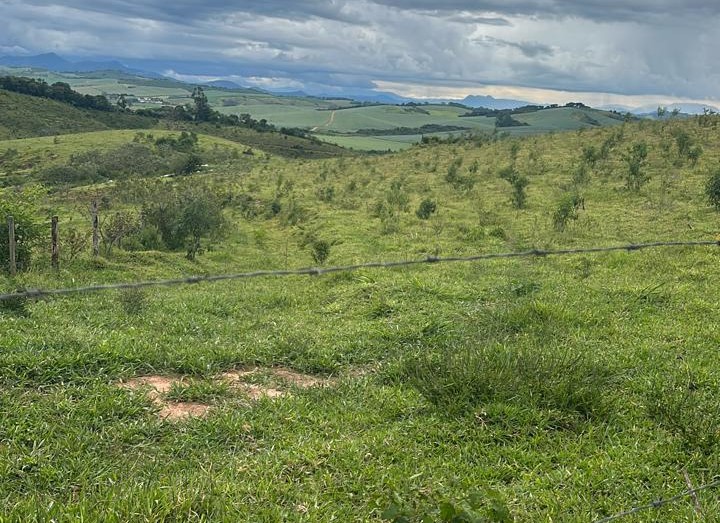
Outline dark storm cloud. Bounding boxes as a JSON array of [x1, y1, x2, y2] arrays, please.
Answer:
[[1, 0, 719, 102], [473, 36, 554, 58], [372, 0, 720, 22]]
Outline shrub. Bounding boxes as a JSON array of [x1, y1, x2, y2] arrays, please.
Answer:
[[552, 193, 584, 231], [386, 179, 410, 212], [705, 167, 720, 210], [309, 239, 331, 265], [141, 184, 225, 259], [499, 165, 529, 209], [173, 153, 203, 176], [445, 160, 476, 191], [623, 142, 649, 191], [316, 185, 335, 202], [687, 145, 703, 167], [0, 185, 44, 272], [62, 227, 90, 262], [581, 145, 599, 167], [415, 198, 437, 220]]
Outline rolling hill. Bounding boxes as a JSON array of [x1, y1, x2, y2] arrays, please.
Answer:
[[1, 113, 720, 520], [1, 68, 632, 151], [0, 87, 348, 159], [0, 88, 154, 140]]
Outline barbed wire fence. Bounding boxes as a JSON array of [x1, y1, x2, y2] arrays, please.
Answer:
[[2, 237, 720, 520], [1, 240, 719, 302], [593, 477, 720, 522]]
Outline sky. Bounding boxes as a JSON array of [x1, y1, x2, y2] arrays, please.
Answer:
[[1, 0, 719, 107]]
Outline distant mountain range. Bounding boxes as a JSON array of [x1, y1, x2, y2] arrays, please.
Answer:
[[2, 53, 716, 115], [0, 53, 531, 109], [457, 95, 529, 109], [0, 52, 163, 78], [599, 102, 719, 116]]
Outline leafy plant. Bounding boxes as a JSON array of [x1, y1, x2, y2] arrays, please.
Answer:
[[383, 490, 512, 523], [705, 167, 720, 210], [416, 198, 437, 220], [141, 184, 226, 260], [499, 165, 529, 209], [552, 193, 584, 231], [0, 185, 44, 272], [623, 141, 649, 191], [309, 239, 332, 265]]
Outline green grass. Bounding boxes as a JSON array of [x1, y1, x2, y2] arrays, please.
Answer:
[[0, 89, 349, 160], [2, 117, 720, 520], [0, 89, 154, 140], [2, 69, 628, 151]]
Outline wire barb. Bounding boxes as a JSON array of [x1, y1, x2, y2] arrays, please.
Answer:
[[593, 478, 720, 523], [1, 240, 717, 302]]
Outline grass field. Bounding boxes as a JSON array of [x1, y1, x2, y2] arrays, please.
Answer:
[[2, 117, 720, 521], [1, 69, 629, 151]]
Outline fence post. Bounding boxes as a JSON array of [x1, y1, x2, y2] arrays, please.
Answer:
[[91, 200, 99, 258], [7, 215, 16, 276], [51, 215, 59, 269]]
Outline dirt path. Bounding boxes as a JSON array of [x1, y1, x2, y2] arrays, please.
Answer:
[[310, 110, 336, 132]]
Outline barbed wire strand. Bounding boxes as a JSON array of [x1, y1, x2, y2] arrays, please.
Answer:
[[593, 478, 720, 523], [1, 240, 718, 302]]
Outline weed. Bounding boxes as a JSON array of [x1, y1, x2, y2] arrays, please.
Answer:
[[403, 344, 620, 420]]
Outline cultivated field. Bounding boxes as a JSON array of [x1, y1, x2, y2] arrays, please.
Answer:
[[2, 68, 628, 151]]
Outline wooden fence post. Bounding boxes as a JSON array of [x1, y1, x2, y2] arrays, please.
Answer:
[[91, 200, 99, 258], [7, 215, 16, 276], [51, 215, 59, 269]]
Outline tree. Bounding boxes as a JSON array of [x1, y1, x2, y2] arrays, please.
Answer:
[[117, 93, 129, 110], [141, 185, 225, 260], [191, 86, 212, 122]]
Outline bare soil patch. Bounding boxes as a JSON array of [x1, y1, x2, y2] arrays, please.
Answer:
[[221, 367, 334, 389], [119, 375, 210, 421], [117, 367, 337, 420], [158, 402, 211, 420]]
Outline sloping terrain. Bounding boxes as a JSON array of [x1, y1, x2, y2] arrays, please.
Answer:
[[2, 114, 719, 521], [0, 89, 154, 139]]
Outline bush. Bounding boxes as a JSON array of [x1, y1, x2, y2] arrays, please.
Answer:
[[499, 165, 529, 209], [173, 152, 204, 176], [309, 239, 331, 265], [0, 185, 44, 272], [623, 142, 649, 191], [706, 168, 720, 210], [552, 193, 584, 231], [415, 198, 437, 220], [141, 184, 225, 259]]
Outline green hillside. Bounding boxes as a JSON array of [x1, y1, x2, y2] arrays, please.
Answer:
[[0, 88, 154, 139], [0, 69, 629, 151], [0, 87, 348, 159], [2, 115, 720, 520]]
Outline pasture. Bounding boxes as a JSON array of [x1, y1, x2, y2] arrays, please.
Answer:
[[1, 117, 720, 521]]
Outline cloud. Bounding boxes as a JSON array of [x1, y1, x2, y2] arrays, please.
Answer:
[[1, 0, 719, 103], [473, 36, 555, 58]]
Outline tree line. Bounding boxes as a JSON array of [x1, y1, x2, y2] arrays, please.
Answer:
[[0, 76, 114, 111]]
